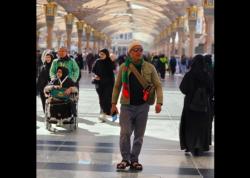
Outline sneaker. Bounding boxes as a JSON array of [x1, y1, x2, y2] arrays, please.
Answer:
[[98, 113, 106, 122], [112, 114, 118, 122]]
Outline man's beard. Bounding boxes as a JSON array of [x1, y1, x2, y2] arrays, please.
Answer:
[[59, 56, 68, 60]]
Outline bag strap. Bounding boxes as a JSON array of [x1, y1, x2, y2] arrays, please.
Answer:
[[128, 63, 149, 89]]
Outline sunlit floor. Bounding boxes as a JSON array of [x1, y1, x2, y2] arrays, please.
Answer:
[[37, 70, 214, 178]]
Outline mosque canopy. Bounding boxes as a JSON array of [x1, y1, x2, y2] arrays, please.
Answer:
[[37, 0, 203, 46]]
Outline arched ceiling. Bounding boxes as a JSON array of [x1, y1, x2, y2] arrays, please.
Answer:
[[37, 0, 202, 45]]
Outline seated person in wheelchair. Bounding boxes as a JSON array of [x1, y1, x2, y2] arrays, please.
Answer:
[[44, 66, 78, 117]]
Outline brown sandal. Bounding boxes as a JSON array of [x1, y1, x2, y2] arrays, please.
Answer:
[[130, 161, 143, 170], [116, 160, 130, 169]]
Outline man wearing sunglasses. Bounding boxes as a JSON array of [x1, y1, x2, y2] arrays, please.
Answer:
[[111, 40, 163, 171]]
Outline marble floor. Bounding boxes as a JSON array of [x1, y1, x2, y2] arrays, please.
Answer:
[[37, 70, 214, 178]]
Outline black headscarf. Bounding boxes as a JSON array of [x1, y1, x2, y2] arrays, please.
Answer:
[[190, 54, 207, 72], [189, 54, 210, 83], [57, 66, 69, 80], [99, 48, 111, 62], [92, 48, 115, 81], [99, 48, 114, 70]]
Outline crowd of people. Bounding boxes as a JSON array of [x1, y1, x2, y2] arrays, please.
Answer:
[[37, 42, 214, 170]]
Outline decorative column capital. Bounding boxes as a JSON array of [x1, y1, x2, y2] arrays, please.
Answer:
[[187, 5, 198, 21], [76, 21, 84, 33], [177, 16, 185, 32], [44, 2, 57, 26], [203, 0, 214, 8], [166, 26, 171, 37], [64, 13, 74, 30], [187, 5, 198, 31], [203, 0, 214, 16], [93, 30, 99, 38], [171, 21, 177, 33], [159, 31, 164, 42], [85, 25, 92, 34], [99, 33, 104, 40], [163, 29, 167, 40]]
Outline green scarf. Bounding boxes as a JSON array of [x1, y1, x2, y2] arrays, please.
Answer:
[[122, 56, 144, 98]]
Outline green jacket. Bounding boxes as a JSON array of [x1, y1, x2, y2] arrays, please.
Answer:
[[159, 57, 168, 64], [50, 57, 79, 82], [112, 61, 163, 105]]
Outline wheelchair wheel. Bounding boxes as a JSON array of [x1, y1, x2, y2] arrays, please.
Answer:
[[71, 102, 78, 131], [69, 116, 77, 131], [74, 116, 78, 130], [46, 121, 51, 130], [44, 102, 51, 131], [75, 102, 79, 130]]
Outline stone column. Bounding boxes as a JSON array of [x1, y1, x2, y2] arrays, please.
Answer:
[[162, 42, 166, 56], [63, 36, 67, 47], [64, 13, 74, 53], [100, 38, 103, 50], [102, 34, 106, 49], [76, 21, 84, 53], [100, 34, 104, 49], [96, 32, 101, 52], [159, 32, 163, 54], [157, 36, 160, 55], [177, 16, 185, 57], [187, 5, 198, 58], [165, 27, 171, 59], [56, 32, 62, 50], [57, 35, 61, 50], [182, 30, 188, 56], [107, 38, 112, 50], [166, 37, 170, 59], [171, 21, 177, 56], [189, 29, 195, 58], [85, 25, 91, 50], [162, 38, 165, 55], [106, 37, 109, 49], [177, 29, 184, 57], [171, 33, 176, 56], [203, 0, 214, 54], [163, 29, 168, 55], [44, 2, 57, 49], [155, 38, 158, 55], [92, 30, 98, 54]]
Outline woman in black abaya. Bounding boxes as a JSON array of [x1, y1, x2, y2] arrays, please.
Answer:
[[179, 54, 213, 156]]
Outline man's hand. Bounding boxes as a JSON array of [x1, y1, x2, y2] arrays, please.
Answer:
[[94, 75, 100, 80], [111, 104, 119, 115], [155, 103, 162, 113]]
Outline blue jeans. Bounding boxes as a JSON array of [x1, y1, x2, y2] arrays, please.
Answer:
[[119, 103, 150, 162], [180, 64, 187, 74]]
